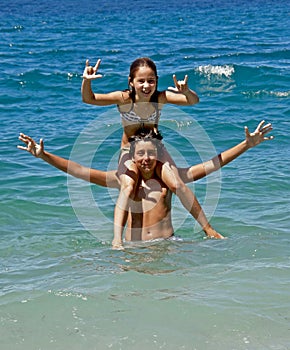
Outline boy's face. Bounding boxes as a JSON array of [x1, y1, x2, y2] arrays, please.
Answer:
[[133, 140, 158, 175]]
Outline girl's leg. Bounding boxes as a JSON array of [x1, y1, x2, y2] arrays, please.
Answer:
[[113, 152, 138, 249], [158, 149, 224, 239]]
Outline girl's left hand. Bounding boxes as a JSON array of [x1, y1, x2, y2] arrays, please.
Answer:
[[168, 74, 189, 94]]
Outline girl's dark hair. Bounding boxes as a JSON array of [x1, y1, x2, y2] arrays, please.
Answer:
[[129, 127, 163, 158], [128, 57, 159, 103]]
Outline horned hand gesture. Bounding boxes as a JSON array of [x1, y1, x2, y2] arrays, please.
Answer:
[[168, 74, 189, 94], [82, 59, 103, 80]]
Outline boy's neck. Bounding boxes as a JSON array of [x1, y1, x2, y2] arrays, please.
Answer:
[[139, 168, 155, 181]]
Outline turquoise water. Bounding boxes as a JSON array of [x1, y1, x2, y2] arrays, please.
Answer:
[[1, 0, 290, 349]]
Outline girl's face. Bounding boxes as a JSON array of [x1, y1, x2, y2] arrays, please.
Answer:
[[129, 66, 157, 102]]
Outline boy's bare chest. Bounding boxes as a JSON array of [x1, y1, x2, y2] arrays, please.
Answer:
[[136, 179, 169, 208]]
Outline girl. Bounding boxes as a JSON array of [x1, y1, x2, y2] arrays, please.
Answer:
[[82, 57, 223, 249]]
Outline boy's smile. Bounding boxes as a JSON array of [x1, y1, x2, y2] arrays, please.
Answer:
[[133, 140, 158, 179]]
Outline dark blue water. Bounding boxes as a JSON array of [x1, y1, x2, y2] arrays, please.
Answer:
[[0, 0, 289, 348]]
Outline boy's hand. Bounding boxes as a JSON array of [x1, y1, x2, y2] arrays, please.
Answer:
[[18, 133, 44, 158]]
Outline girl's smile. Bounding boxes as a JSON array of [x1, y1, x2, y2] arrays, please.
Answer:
[[129, 66, 157, 101]]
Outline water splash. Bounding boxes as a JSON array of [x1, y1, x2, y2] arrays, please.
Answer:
[[196, 64, 235, 78]]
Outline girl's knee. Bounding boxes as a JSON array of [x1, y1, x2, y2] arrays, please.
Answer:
[[120, 181, 135, 198], [167, 178, 186, 194]]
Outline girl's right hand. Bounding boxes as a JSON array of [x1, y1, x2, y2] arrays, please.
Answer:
[[82, 59, 103, 80]]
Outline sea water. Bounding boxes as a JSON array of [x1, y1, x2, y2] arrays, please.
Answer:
[[0, 0, 289, 349]]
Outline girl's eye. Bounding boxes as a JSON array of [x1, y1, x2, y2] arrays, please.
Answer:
[[136, 79, 155, 84]]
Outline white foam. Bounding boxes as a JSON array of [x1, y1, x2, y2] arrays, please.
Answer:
[[197, 64, 235, 78]]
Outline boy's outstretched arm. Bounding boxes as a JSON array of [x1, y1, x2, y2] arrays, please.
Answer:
[[18, 133, 119, 188], [179, 120, 274, 183]]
